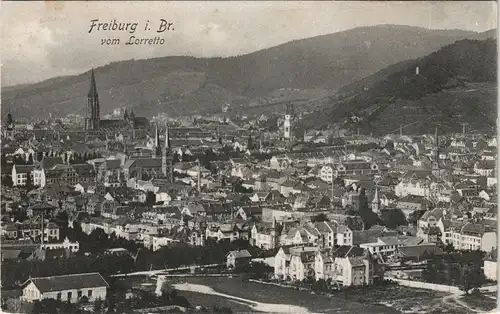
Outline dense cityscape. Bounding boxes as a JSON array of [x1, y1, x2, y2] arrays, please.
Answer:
[[1, 1, 499, 313], [1, 65, 497, 313]]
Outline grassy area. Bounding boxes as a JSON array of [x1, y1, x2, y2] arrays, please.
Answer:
[[117, 276, 477, 314], [460, 294, 497, 312], [177, 290, 255, 313], [338, 285, 470, 314], [180, 277, 400, 313]]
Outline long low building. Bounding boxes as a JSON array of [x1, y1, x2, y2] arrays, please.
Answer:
[[21, 272, 109, 303]]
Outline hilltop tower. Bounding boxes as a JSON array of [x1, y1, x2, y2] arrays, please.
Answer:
[[284, 103, 294, 140], [85, 69, 100, 130], [162, 124, 174, 183]]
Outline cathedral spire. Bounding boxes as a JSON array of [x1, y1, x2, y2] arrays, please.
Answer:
[[85, 68, 100, 130], [88, 68, 98, 98]]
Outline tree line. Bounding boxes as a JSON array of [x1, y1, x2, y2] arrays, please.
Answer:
[[422, 250, 487, 293]]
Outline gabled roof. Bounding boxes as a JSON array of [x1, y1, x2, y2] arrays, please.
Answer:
[[227, 249, 252, 259], [99, 159, 121, 170], [398, 244, 443, 258], [331, 245, 365, 258], [27, 273, 108, 293], [39, 157, 64, 170], [14, 165, 35, 173]]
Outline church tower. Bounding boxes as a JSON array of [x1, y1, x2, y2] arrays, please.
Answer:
[[371, 187, 380, 214], [4, 106, 15, 140], [85, 69, 100, 130], [283, 103, 294, 139], [154, 123, 161, 157], [162, 124, 173, 183]]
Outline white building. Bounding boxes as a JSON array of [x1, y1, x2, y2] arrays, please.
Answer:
[[40, 237, 80, 253], [444, 222, 497, 252], [152, 235, 181, 251], [22, 273, 108, 303], [319, 164, 334, 183], [250, 224, 276, 250], [12, 165, 35, 186]]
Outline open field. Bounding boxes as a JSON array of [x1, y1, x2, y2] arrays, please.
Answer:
[[176, 277, 468, 314], [117, 276, 492, 314], [460, 294, 497, 313]]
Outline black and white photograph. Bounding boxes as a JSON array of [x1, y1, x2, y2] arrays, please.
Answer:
[[0, 1, 498, 313]]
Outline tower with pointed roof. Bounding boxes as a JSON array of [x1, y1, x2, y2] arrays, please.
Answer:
[[162, 123, 173, 183], [85, 69, 100, 130], [154, 123, 161, 157], [284, 103, 294, 140], [4, 105, 15, 139], [371, 187, 380, 214]]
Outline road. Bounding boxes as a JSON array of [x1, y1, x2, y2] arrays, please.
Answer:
[[110, 264, 223, 278]]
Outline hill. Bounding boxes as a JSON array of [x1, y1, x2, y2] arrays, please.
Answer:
[[1, 25, 493, 119], [299, 38, 497, 135]]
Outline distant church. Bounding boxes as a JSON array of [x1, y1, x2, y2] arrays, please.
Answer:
[[2, 110, 15, 140], [85, 69, 149, 131]]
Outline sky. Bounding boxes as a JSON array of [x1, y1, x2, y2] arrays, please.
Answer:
[[1, 1, 497, 86]]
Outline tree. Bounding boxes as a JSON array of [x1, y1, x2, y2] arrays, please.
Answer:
[[311, 213, 329, 223], [25, 173, 34, 191], [27, 153, 34, 165], [93, 298, 104, 313], [247, 136, 254, 150], [36, 151, 44, 162], [172, 152, 180, 164], [458, 263, 485, 294], [2, 175, 13, 188], [146, 191, 156, 205], [380, 208, 407, 229], [358, 188, 379, 229]]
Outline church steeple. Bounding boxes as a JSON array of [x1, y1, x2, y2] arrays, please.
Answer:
[[165, 123, 171, 149], [155, 123, 160, 147], [85, 68, 100, 130], [371, 187, 380, 214], [88, 68, 98, 98], [162, 123, 173, 183]]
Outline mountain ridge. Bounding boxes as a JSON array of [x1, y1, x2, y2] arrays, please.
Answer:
[[298, 38, 497, 135], [1, 25, 496, 120]]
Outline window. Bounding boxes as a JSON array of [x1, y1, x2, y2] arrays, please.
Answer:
[[88, 290, 93, 297], [57, 293, 62, 300], [67, 292, 72, 300], [78, 291, 82, 298]]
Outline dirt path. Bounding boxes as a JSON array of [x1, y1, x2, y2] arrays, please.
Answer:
[[443, 292, 484, 313]]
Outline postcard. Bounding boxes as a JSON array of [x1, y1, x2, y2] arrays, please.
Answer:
[[0, 1, 498, 314]]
